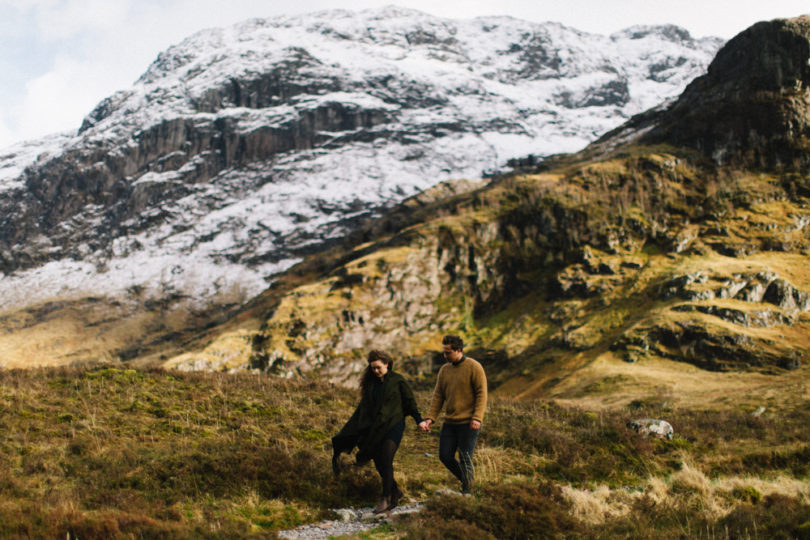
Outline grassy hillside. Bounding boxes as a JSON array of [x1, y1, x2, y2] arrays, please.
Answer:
[[152, 144, 810, 414], [0, 286, 249, 369], [1, 366, 809, 538]]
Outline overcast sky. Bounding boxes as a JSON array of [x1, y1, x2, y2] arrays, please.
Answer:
[[1, 0, 808, 149]]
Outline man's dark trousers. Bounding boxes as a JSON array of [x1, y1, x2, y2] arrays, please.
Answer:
[[439, 422, 480, 492]]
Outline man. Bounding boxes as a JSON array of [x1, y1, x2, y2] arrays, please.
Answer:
[[418, 335, 488, 494]]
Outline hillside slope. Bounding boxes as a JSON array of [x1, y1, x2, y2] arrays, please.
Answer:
[[164, 16, 810, 410]]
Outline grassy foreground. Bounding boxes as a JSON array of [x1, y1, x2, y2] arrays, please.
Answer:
[[1, 366, 809, 539]]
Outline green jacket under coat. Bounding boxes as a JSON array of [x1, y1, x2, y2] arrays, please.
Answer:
[[332, 370, 422, 463]]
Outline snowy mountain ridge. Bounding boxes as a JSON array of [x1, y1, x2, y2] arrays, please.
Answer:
[[0, 6, 722, 314]]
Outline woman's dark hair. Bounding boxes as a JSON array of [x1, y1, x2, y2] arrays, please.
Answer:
[[442, 334, 464, 351], [360, 349, 394, 394]]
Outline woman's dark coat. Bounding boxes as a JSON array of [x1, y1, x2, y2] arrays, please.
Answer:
[[332, 370, 421, 464]]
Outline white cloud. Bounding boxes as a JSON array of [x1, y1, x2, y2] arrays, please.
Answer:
[[0, 0, 298, 146], [15, 54, 114, 140]]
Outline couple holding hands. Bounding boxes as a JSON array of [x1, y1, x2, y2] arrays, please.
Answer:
[[332, 335, 488, 513]]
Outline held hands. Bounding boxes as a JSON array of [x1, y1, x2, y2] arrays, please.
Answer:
[[419, 419, 481, 431]]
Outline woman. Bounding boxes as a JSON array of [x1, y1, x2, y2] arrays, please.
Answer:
[[332, 350, 423, 513]]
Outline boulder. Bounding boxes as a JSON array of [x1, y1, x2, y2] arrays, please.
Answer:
[[626, 418, 674, 440], [763, 278, 810, 312], [334, 509, 358, 522], [660, 272, 708, 300]]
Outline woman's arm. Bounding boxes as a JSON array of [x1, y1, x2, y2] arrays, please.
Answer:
[[400, 377, 423, 424]]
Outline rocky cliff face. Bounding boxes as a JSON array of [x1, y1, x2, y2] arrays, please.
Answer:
[[0, 7, 721, 319], [601, 16, 810, 170]]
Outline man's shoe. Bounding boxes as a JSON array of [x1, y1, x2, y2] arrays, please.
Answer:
[[373, 497, 390, 514]]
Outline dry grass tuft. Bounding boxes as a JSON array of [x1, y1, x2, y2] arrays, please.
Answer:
[[670, 460, 712, 497], [561, 484, 632, 525]]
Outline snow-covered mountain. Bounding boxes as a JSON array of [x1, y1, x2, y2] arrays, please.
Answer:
[[0, 6, 722, 312]]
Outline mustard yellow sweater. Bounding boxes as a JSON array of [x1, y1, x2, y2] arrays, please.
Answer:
[[426, 356, 488, 424]]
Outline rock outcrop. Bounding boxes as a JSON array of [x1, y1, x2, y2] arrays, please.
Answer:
[[649, 16, 810, 168], [661, 270, 810, 316]]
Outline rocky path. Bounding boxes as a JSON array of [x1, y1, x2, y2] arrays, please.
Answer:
[[278, 503, 424, 539]]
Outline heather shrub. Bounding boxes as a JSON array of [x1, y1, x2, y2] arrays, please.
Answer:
[[403, 518, 495, 540], [483, 401, 672, 486], [718, 494, 810, 539], [402, 480, 584, 539], [0, 367, 364, 537]]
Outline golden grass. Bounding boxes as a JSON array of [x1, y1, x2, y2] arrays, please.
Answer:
[[513, 347, 810, 412], [561, 464, 810, 528], [0, 301, 135, 368], [0, 290, 254, 370], [164, 329, 257, 371], [561, 483, 633, 525]]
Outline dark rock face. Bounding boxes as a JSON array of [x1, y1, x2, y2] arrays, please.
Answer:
[[640, 16, 810, 169], [5, 99, 395, 277], [763, 278, 810, 311], [557, 78, 631, 109], [647, 323, 801, 372], [189, 50, 341, 114], [707, 20, 810, 92]]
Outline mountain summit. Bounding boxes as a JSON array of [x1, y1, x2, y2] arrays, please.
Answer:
[[0, 8, 719, 315], [603, 16, 810, 169]]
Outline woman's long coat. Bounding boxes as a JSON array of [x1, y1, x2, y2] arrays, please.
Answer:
[[332, 371, 421, 463]]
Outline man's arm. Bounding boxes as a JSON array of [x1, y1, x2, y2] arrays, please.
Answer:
[[426, 370, 445, 421], [470, 362, 488, 428], [419, 370, 445, 431]]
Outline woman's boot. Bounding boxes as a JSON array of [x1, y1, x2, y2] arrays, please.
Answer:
[[373, 496, 390, 514], [389, 485, 403, 510]]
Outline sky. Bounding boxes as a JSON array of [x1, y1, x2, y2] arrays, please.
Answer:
[[1, 0, 808, 149]]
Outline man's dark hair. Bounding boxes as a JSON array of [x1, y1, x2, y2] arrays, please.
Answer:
[[442, 335, 464, 351]]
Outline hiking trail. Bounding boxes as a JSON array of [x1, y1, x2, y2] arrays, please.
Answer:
[[278, 502, 424, 539]]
